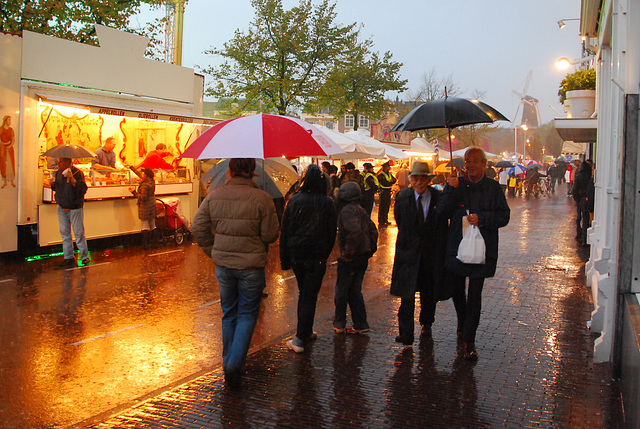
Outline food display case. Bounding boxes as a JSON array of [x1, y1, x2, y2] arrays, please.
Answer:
[[42, 167, 193, 202]]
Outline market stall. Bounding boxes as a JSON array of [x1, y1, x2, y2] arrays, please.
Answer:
[[0, 25, 218, 253]]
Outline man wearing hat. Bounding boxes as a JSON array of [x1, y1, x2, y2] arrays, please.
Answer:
[[360, 163, 379, 216], [389, 161, 449, 345], [377, 161, 397, 228]]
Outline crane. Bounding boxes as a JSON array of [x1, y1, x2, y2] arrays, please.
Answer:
[[164, 0, 185, 65]]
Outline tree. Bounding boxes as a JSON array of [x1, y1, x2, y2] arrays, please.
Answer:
[[454, 89, 502, 148], [310, 44, 407, 130], [202, 0, 359, 115], [0, 1, 166, 56]]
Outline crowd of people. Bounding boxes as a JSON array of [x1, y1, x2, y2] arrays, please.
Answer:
[[190, 147, 511, 388]]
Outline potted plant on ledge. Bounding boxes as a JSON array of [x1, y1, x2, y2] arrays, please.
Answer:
[[558, 68, 596, 118]]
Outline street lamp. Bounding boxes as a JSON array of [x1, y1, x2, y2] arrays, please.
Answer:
[[521, 125, 528, 162], [557, 18, 580, 29], [556, 55, 595, 70]]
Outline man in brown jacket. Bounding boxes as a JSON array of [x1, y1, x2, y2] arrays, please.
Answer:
[[192, 158, 280, 387]]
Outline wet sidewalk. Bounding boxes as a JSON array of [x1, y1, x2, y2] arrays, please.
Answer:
[[88, 194, 623, 428]]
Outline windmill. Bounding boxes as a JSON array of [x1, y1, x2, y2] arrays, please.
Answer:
[[511, 71, 541, 161], [512, 70, 541, 129]]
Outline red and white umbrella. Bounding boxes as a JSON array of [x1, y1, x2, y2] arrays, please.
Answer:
[[180, 114, 344, 159]]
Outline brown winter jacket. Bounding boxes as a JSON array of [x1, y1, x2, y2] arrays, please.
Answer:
[[192, 176, 280, 269], [130, 167, 157, 220]]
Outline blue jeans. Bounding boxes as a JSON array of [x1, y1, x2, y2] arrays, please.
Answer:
[[292, 260, 327, 343], [57, 205, 88, 260], [334, 257, 369, 330], [215, 265, 265, 375]]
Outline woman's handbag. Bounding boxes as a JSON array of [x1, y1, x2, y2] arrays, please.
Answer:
[[456, 224, 486, 265]]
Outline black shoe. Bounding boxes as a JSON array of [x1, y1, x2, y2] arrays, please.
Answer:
[[224, 370, 242, 389], [463, 342, 478, 361], [395, 335, 414, 346], [55, 259, 75, 269], [79, 258, 91, 266], [420, 325, 432, 337]]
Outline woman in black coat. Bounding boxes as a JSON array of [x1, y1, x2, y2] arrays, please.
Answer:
[[280, 164, 337, 353], [438, 148, 510, 360]]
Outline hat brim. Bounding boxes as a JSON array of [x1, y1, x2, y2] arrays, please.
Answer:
[[409, 171, 434, 177]]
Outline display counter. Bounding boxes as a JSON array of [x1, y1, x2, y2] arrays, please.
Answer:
[[42, 167, 193, 202]]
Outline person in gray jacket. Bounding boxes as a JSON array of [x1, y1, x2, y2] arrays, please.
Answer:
[[192, 158, 280, 387], [333, 181, 378, 334]]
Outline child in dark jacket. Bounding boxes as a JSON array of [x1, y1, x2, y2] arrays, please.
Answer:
[[333, 181, 378, 334]]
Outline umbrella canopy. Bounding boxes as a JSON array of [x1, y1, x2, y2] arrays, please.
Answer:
[[201, 158, 299, 199], [495, 160, 515, 168], [42, 144, 96, 159], [434, 163, 454, 174], [392, 97, 509, 132], [181, 114, 344, 160], [526, 161, 542, 169], [446, 157, 465, 168], [508, 164, 527, 176], [391, 95, 509, 161]]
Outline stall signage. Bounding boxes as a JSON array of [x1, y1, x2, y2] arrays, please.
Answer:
[[96, 108, 126, 116]]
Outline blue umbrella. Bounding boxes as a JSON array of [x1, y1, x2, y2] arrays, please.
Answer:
[[508, 164, 526, 175]]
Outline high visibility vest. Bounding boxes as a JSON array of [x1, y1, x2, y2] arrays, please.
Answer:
[[378, 171, 394, 189], [509, 177, 517, 187], [361, 171, 379, 191]]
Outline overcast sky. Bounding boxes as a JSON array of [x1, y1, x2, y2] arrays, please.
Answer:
[[137, 0, 583, 126]]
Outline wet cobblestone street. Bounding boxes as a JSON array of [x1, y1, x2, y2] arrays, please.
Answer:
[[88, 192, 623, 429]]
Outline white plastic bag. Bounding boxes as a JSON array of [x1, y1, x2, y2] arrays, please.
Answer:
[[456, 225, 486, 264]]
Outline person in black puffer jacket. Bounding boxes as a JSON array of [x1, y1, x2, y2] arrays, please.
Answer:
[[280, 164, 337, 353], [333, 181, 378, 334]]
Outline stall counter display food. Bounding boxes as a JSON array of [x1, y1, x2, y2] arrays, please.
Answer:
[[42, 166, 192, 202]]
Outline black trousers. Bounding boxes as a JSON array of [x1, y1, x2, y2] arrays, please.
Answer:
[[397, 255, 437, 339], [451, 275, 485, 344], [378, 188, 392, 225]]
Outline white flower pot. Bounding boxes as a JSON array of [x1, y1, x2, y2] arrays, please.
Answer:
[[563, 89, 596, 118]]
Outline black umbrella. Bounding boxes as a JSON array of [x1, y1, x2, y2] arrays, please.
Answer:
[[495, 160, 515, 168], [42, 144, 96, 159], [445, 157, 465, 168], [391, 92, 510, 161]]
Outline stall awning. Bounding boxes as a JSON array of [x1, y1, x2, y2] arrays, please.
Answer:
[[554, 117, 597, 143], [36, 93, 220, 126]]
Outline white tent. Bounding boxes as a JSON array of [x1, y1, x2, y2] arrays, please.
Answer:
[[311, 125, 385, 159], [311, 126, 407, 160], [344, 130, 408, 160], [409, 137, 437, 154]]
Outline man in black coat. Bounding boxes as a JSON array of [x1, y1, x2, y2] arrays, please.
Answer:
[[572, 160, 594, 246], [390, 161, 449, 346], [438, 147, 510, 360]]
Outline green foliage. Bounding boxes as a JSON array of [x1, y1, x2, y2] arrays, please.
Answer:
[[558, 68, 596, 104], [202, 0, 360, 115], [310, 44, 406, 130], [0, 1, 166, 53]]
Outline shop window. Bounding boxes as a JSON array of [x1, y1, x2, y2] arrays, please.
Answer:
[[359, 115, 369, 128]]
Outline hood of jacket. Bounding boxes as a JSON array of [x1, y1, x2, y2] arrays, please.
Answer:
[[338, 181, 361, 203]]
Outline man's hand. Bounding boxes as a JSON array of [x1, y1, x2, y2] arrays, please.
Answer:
[[446, 174, 459, 188], [467, 213, 479, 226]]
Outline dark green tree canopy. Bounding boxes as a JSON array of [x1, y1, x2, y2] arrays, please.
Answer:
[[311, 43, 407, 130], [202, 0, 360, 115]]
